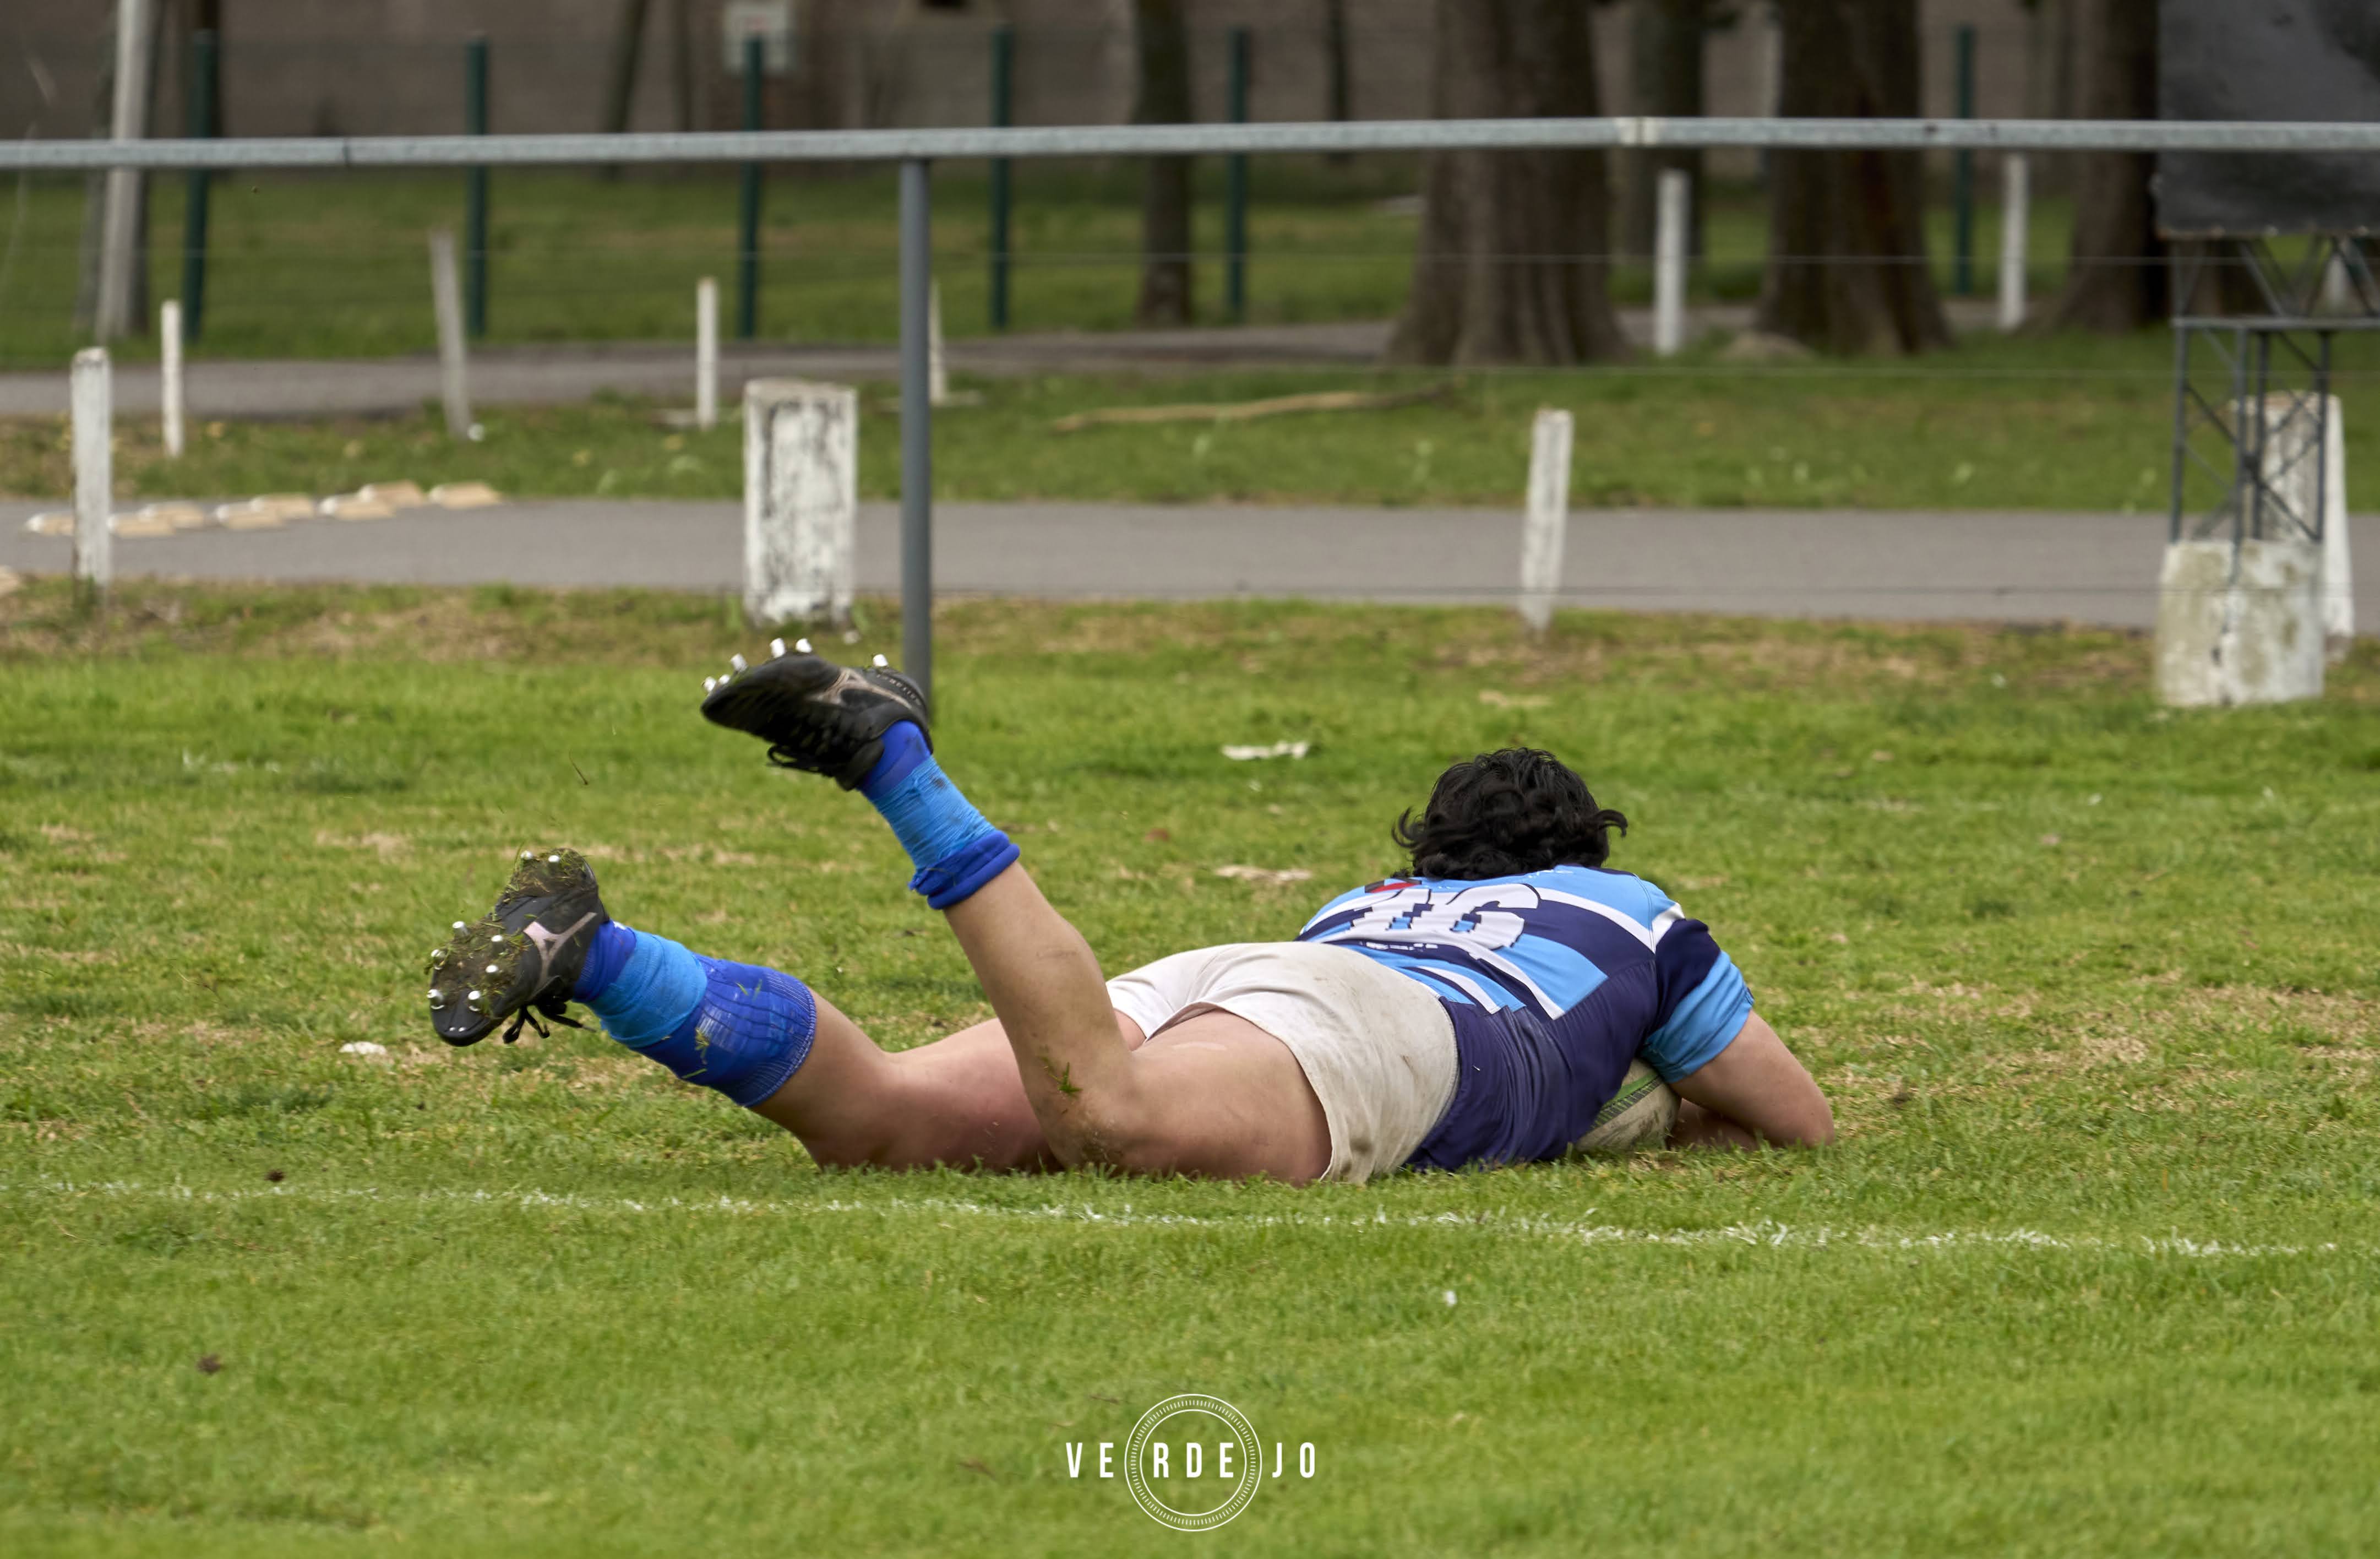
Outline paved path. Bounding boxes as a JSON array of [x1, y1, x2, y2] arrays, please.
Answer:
[[0, 301, 2006, 421], [8, 497, 2369, 634]]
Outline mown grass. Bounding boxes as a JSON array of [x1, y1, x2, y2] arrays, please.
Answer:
[[0, 166, 2076, 370], [5, 580, 2379, 1555], [18, 326, 2380, 513]]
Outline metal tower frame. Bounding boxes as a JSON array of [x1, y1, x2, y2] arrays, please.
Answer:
[[2170, 235, 2380, 548]]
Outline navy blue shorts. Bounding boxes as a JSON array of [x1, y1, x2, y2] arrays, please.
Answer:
[[1403, 966, 1655, 1170]]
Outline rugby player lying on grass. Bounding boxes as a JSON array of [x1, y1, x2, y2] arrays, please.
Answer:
[[423, 649, 1832, 1182]]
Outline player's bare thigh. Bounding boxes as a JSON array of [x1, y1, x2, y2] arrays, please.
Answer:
[[916, 1007, 1328, 1181], [758, 998, 1329, 1183]]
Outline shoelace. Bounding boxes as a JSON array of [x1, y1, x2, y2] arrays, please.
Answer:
[[502, 999, 586, 1046]]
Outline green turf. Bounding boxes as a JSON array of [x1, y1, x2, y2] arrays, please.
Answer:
[[18, 325, 2378, 513], [4, 580, 2378, 1553], [0, 166, 2076, 370]]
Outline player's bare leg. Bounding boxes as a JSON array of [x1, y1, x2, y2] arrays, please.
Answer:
[[695, 645, 1330, 1183], [747, 1000, 1142, 1171], [420, 840, 1168, 1172], [941, 863, 1329, 1181]]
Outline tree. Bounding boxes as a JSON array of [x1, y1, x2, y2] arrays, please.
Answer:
[[1322, 0, 1352, 164], [1756, 0, 1949, 356], [1132, 0, 1195, 326], [2047, 0, 2165, 331], [1624, 0, 1708, 262], [1387, 0, 1626, 366], [598, 0, 653, 178]]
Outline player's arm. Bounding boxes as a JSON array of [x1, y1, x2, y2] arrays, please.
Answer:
[[1665, 1012, 1834, 1149]]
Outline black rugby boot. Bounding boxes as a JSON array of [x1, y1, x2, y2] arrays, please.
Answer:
[[424, 848, 608, 1046], [698, 641, 931, 789]]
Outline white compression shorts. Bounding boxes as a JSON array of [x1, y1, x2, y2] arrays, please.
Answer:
[[1105, 941, 1459, 1184]]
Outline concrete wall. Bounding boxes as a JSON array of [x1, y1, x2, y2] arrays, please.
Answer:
[[4, 1, 2038, 147]]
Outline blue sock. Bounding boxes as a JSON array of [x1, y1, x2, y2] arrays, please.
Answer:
[[858, 722, 1018, 910], [570, 925, 816, 1109], [575, 921, 637, 1003]]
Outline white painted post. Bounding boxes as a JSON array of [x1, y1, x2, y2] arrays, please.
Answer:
[[696, 276, 720, 431], [160, 298, 184, 457], [1998, 154, 2030, 333], [2321, 249, 2354, 314], [95, 0, 151, 341], [1653, 169, 1689, 358], [928, 278, 950, 408], [429, 229, 472, 439], [1518, 408, 1573, 633], [743, 378, 857, 626], [71, 348, 113, 590], [2321, 398, 2353, 660]]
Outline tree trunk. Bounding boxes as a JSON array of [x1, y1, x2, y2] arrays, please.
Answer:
[[1323, 0, 1352, 164], [670, 0, 695, 132], [1133, 0, 1195, 325], [74, 10, 119, 336], [2046, 0, 2164, 331], [1624, 0, 1706, 262], [598, 0, 653, 178], [1387, 0, 1626, 366], [1756, 0, 1949, 356]]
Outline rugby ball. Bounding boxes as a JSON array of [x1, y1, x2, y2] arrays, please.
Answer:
[[1570, 1060, 1678, 1155]]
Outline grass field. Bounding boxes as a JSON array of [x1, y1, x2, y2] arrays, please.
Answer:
[[16, 330, 2380, 513], [6, 579, 2379, 1554], [0, 166, 2075, 369]]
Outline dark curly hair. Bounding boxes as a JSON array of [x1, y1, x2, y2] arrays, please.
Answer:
[[1391, 748, 1629, 879]]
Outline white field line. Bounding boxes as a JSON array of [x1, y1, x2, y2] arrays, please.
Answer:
[[5, 1180, 2359, 1263]]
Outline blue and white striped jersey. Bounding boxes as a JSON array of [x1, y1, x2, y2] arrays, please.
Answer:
[[1296, 866, 1754, 1167]]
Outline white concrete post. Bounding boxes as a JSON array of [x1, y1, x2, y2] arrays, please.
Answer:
[[2320, 397, 2353, 660], [1653, 169, 1690, 358], [928, 278, 950, 408], [71, 348, 113, 590], [429, 229, 472, 439], [2155, 393, 2334, 706], [1518, 408, 1573, 633], [696, 276, 720, 432], [2257, 394, 2354, 661], [743, 378, 857, 626], [95, 0, 151, 341], [2321, 249, 2355, 314], [1998, 154, 2030, 333], [160, 298, 184, 457]]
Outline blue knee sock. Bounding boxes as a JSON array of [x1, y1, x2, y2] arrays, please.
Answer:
[[571, 924, 815, 1108], [858, 722, 1018, 910]]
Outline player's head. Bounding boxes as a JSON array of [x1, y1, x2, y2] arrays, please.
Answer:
[[1392, 747, 1628, 879]]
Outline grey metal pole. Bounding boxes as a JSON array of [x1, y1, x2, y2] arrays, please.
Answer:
[[899, 157, 934, 703]]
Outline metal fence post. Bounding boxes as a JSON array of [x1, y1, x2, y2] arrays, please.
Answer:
[[465, 35, 490, 338], [179, 28, 216, 341], [900, 159, 934, 703], [738, 36, 764, 341], [1226, 26, 1251, 324], [988, 23, 1014, 332], [1953, 24, 1976, 297]]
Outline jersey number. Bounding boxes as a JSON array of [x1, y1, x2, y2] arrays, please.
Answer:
[[1341, 883, 1536, 956]]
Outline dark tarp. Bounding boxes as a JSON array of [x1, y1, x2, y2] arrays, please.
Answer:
[[2159, 0, 2380, 237]]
